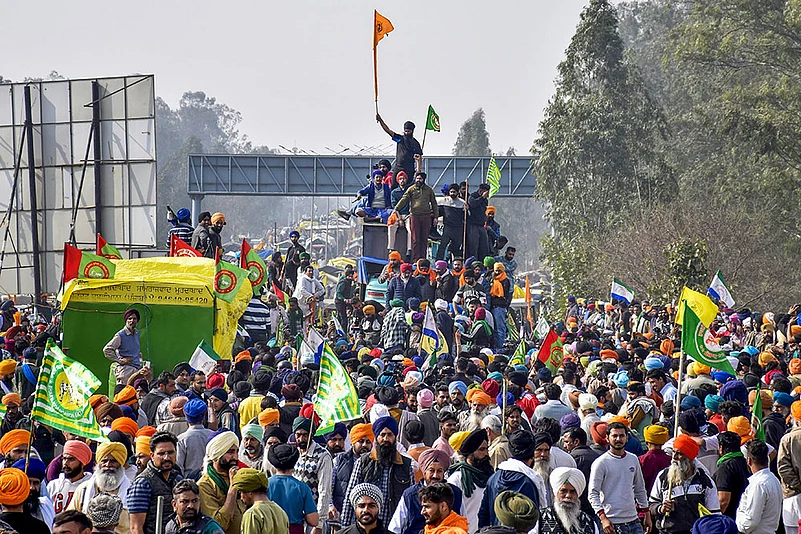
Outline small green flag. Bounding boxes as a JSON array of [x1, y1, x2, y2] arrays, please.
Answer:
[[752, 383, 766, 442], [681, 300, 736, 375], [509, 341, 527, 366], [240, 239, 268, 296], [487, 156, 501, 197], [425, 105, 440, 132], [189, 339, 221, 375], [214, 259, 249, 303], [533, 316, 550, 340], [314, 342, 360, 435], [507, 312, 520, 343], [32, 339, 104, 440]]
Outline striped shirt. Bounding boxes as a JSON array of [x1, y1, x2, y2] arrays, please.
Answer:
[[240, 298, 270, 334], [167, 223, 194, 247]]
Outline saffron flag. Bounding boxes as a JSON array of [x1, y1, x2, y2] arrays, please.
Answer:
[[240, 239, 268, 296], [214, 259, 249, 303], [169, 234, 201, 257], [189, 339, 221, 375], [31, 339, 104, 440], [538, 329, 564, 373], [426, 105, 440, 132], [680, 301, 736, 375], [610, 278, 634, 305], [315, 342, 360, 435], [675, 286, 718, 328], [373, 10, 394, 48], [63, 243, 115, 282], [708, 270, 735, 308], [96, 233, 122, 260], [487, 156, 501, 198]]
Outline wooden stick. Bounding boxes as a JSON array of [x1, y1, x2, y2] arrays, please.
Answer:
[[462, 176, 469, 258]]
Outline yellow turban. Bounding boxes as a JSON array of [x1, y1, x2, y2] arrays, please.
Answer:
[[135, 436, 151, 456], [759, 352, 778, 367], [0, 359, 16, 375], [232, 467, 269, 492], [349, 423, 374, 445], [0, 429, 29, 455], [694, 363, 711, 375], [643, 425, 668, 445], [727, 416, 753, 444], [96, 442, 128, 466], [2, 393, 21, 407], [449, 431, 470, 452], [0, 468, 30, 506], [363, 305, 376, 315], [113, 385, 138, 406], [258, 408, 280, 427]]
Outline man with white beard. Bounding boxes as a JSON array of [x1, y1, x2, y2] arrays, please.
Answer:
[[531, 433, 556, 504], [648, 434, 720, 533], [458, 390, 492, 431], [538, 468, 599, 534], [69, 442, 132, 534]]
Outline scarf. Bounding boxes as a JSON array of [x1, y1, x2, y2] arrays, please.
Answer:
[[716, 451, 744, 467], [206, 463, 229, 494], [489, 271, 507, 298], [447, 461, 491, 498], [424, 510, 469, 534]]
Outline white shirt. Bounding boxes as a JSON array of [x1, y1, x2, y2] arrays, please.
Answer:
[[736, 467, 783, 534], [47, 472, 92, 514], [447, 470, 483, 533]]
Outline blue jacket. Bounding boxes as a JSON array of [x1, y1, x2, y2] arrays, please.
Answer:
[[400, 482, 463, 534], [358, 182, 393, 209], [478, 468, 541, 528], [386, 276, 422, 310]]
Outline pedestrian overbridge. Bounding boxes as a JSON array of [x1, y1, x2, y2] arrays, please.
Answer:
[[187, 154, 535, 204]]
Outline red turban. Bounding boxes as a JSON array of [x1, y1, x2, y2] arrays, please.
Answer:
[[673, 434, 699, 460]]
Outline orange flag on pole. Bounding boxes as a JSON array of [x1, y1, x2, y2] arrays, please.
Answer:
[[373, 10, 394, 102]]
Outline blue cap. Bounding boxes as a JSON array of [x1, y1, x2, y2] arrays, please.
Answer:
[[680, 395, 702, 410]]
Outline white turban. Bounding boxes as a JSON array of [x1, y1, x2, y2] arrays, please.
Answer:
[[578, 393, 598, 411], [550, 467, 586, 497], [205, 431, 240, 468]]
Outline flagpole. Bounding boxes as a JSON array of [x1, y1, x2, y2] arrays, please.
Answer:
[[462, 176, 469, 257], [421, 127, 428, 153], [501, 378, 508, 437], [666, 301, 688, 515]]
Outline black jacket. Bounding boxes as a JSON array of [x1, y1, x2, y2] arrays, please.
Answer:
[[467, 192, 488, 226]]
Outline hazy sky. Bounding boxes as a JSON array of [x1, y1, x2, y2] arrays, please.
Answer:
[[1, 1, 590, 156]]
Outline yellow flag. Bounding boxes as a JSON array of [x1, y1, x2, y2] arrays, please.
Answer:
[[373, 11, 394, 49], [675, 286, 718, 328]]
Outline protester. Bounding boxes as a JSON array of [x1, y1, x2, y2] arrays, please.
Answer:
[[418, 483, 468, 534], [69, 442, 131, 534], [166, 479, 225, 534], [48, 440, 93, 514], [230, 469, 289, 534], [128, 431, 182, 534], [197, 431, 245, 534], [267, 443, 319, 534], [341, 484, 389, 534], [737, 440, 782, 534]]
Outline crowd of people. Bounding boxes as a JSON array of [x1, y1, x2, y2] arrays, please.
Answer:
[[2, 128, 801, 534]]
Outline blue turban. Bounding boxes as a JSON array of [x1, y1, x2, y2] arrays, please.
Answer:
[[289, 230, 300, 238], [119, 405, 137, 419], [488, 372, 503, 381], [183, 398, 208, 423], [514, 364, 528, 374], [680, 395, 701, 410], [644, 357, 663, 371], [704, 394, 723, 413], [449, 381, 467, 396], [560, 413, 581, 430], [377, 373, 396, 387], [412, 356, 423, 368], [774, 392, 794, 408], [743, 345, 759, 356], [13, 457, 46, 480], [371, 358, 385, 372], [612, 371, 629, 388], [691, 514, 737, 534], [372, 169, 384, 179], [324, 422, 347, 441], [497, 392, 516, 407], [176, 208, 191, 222], [712, 371, 735, 384], [372, 415, 399, 437], [537, 367, 552, 382], [408, 297, 421, 310], [720, 380, 748, 404], [658, 355, 671, 372]]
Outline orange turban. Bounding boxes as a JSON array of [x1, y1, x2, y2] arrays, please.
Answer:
[[467, 390, 492, 406], [89, 394, 108, 409], [258, 408, 280, 427], [791, 325, 801, 337], [349, 423, 374, 445], [111, 417, 139, 437], [609, 415, 630, 428], [0, 429, 29, 455], [2, 393, 21, 407], [135, 436, 151, 456], [790, 359, 801, 375], [486, 206, 496, 215], [0, 359, 15, 375], [235, 350, 252, 364], [660, 339, 674, 356], [727, 416, 753, 444], [0, 468, 30, 506], [113, 385, 138, 406], [388, 251, 402, 261], [792, 401, 801, 421], [136, 426, 157, 438], [759, 352, 778, 367], [694, 363, 711, 375], [673, 434, 699, 460], [600, 349, 618, 361]]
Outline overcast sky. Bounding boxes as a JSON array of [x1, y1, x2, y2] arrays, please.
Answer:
[[2, 1, 591, 156]]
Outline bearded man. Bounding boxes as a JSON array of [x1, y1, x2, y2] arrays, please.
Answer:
[[531, 432, 555, 503], [447, 429, 493, 532], [333, 424, 374, 514], [197, 431, 246, 534], [238, 425, 264, 469], [648, 434, 720, 533], [12, 458, 54, 527], [341, 416, 414, 527], [538, 468, 599, 534], [458, 391, 492, 432], [69, 442, 132, 534], [48, 440, 93, 513], [341, 484, 390, 534]]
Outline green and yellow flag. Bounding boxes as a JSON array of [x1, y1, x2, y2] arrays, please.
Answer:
[[97, 233, 122, 260], [675, 286, 718, 328], [425, 105, 440, 132], [681, 300, 736, 375], [487, 156, 501, 198], [63, 243, 116, 282], [32, 339, 104, 440], [314, 342, 360, 435], [509, 340, 527, 367]]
